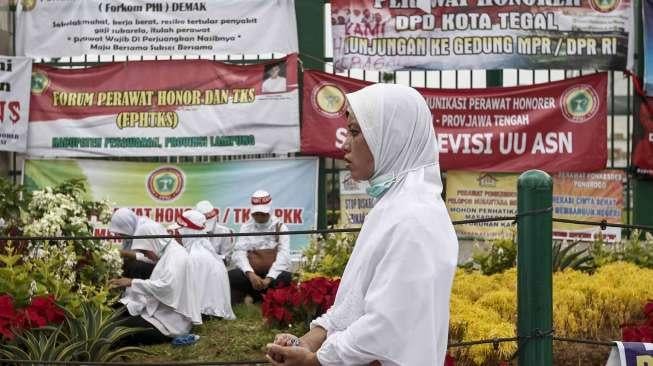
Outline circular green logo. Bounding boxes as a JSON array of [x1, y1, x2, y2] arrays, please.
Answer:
[[146, 167, 185, 202]]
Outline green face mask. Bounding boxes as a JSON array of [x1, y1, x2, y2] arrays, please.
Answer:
[[366, 174, 396, 198], [365, 163, 438, 198]]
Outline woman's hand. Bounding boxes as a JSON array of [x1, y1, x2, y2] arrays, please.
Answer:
[[266, 344, 319, 366], [274, 333, 307, 348], [109, 277, 132, 289]]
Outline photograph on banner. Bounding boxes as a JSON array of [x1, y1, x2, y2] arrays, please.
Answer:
[[302, 70, 607, 172], [633, 100, 653, 175], [645, 0, 653, 95], [0, 56, 31, 152], [27, 54, 299, 157], [16, 0, 297, 58], [339, 170, 372, 227], [331, 0, 632, 71], [23, 158, 318, 254], [445, 170, 625, 242]]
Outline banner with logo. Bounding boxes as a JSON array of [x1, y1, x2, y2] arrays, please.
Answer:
[[302, 70, 607, 172], [331, 0, 632, 71], [445, 170, 624, 241], [606, 342, 653, 366], [634, 100, 653, 175], [28, 55, 299, 157], [23, 158, 318, 253], [0, 56, 31, 153], [16, 0, 297, 58], [645, 0, 653, 95], [339, 170, 372, 227]]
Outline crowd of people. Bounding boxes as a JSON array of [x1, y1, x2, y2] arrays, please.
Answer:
[[108, 189, 292, 343]]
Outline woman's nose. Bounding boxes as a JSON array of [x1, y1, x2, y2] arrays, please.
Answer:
[[342, 135, 352, 152]]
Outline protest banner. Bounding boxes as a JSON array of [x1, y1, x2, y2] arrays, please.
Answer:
[[339, 170, 372, 227], [445, 170, 625, 241], [331, 0, 632, 71], [302, 70, 607, 172], [23, 158, 318, 253], [16, 0, 297, 58], [0, 56, 31, 152], [28, 55, 299, 157]]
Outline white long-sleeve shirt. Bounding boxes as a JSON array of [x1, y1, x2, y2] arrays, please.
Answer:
[[232, 216, 290, 279], [311, 168, 458, 366], [205, 220, 235, 261]]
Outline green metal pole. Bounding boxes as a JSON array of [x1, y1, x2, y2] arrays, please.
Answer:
[[295, 0, 327, 228], [517, 170, 553, 366]]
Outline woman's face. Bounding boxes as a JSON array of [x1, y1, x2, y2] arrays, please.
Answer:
[[343, 106, 374, 181]]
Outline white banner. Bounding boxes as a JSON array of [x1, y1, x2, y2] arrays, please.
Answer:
[[16, 0, 298, 58], [27, 55, 300, 157], [0, 57, 31, 153]]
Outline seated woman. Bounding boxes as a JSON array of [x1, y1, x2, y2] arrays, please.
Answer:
[[109, 222, 201, 344], [267, 84, 459, 365], [109, 208, 169, 280], [169, 209, 235, 320]]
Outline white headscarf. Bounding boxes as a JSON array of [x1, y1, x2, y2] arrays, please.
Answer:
[[176, 210, 236, 319], [109, 208, 138, 235], [346, 83, 438, 186], [312, 84, 458, 366], [120, 235, 202, 327]]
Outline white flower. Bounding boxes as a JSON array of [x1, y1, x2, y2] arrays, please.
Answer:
[[28, 280, 38, 296]]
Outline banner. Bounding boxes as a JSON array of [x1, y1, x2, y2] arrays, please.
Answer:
[[302, 70, 607, 172], [16, 0, 297, 58], [606, 342, 653, 366], [23, 158, 318, 253], [28, 55, 299, 157], [633, 100, 653, 175], [445, 170, 624, 241], [645, 0, 653, 95], [0, 57, 31, 153], [331, 0, 632, 71], [339, 170, 371, 227]]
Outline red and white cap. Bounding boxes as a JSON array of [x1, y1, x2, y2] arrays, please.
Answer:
[[168, 209, 207, 231], [250, 190, 272, 214], [195, 200, 218, 219]]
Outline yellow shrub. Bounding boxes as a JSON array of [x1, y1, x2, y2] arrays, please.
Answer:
[[450, 262, 653, 365]]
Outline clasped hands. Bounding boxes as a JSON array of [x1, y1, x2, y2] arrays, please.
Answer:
[[246, 271, 273, 291], [265, 333, 319, 366]]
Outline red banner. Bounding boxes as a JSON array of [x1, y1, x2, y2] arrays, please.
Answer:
[[301, 70, 607, 172], [634, 100, 653, 174]]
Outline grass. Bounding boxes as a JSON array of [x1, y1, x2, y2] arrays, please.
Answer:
[[129, 304, 307, 363]]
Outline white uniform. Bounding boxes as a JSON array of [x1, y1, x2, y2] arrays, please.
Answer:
[[311, 84, 458, 366], [182, 226, 236, 320], [205, 217, 235, 261], [120, 232, 201, 337], [232, 216, 290, 279], [262, 76, 287, 93]]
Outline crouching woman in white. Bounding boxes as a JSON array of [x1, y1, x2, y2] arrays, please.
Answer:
[[109, 223, 201, 344], [169, 210, 235, 320], [267, 84, 459, 365]]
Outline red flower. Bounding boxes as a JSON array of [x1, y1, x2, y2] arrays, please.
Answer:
[[444, 353, 456, 366], [28, 295, 64, 324], [0, 295, 16, 320], [644, 300, 653, 318]]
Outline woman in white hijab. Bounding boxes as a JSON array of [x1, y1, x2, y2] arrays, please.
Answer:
[[109, 221, 201, 343], [170, 210, 236, 320], [267, 84, 459, 365], [109, 208, 169, 279]]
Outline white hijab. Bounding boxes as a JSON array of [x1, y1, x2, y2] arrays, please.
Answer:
[[313, 84, 458, 366], [109, 208, 138, 235], [121, 236, 202, 326]]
